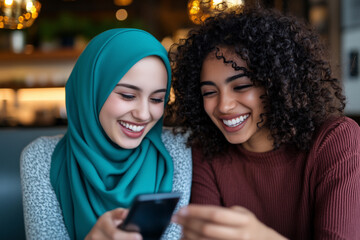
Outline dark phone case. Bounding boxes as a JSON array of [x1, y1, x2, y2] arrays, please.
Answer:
[[119, 192, 181, 240]]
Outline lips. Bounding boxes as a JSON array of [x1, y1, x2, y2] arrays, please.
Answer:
[[118, 120, 146, 138], [119, 120, 145, 132], [219, 114, 250, 133], [222, 114, 249, 127]]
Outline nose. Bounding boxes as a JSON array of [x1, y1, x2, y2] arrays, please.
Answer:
[[218, 92, 236, 113], [132, 99, 151, 121]]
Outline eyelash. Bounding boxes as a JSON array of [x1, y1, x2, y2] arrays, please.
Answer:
[[119, 93, 164, 103], [234, 84, 253, 91], [150, 98, 164, 103], [202, 84, 253, 97], [119, 93, 135, 100], [202, 91, 216, 97]]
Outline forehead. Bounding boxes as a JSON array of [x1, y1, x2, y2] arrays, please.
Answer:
[[201, 47, 248, 79], [204, 47, 248, 68]]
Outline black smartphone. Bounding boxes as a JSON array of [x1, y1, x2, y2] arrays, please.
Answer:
[[119, 192, 182, 240]]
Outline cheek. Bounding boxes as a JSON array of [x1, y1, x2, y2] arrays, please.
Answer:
[[242, 90, 265, 120], [246, 90, 265, 111], [152, 105, 165, 120], [203, 99, 215, 117], [101, 95, 117, 115], [101, 95, 129, 117]]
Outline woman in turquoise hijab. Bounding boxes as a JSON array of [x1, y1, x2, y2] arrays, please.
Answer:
[[20, 29, 192, 240]]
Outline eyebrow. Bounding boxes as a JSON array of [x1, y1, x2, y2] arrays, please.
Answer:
[[226, 73, 248, 83], [200, 73, 249, 87], [115, 83, 166, 93]]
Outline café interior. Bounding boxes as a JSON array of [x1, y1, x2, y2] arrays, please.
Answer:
[[0, 0, 359, 239]]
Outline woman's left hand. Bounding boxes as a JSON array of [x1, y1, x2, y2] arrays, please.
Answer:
[[85, 208, 142, 240], [172, 204, 288, 240]]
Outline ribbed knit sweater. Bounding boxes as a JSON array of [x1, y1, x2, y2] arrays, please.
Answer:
[[191, 117, 360, 239]]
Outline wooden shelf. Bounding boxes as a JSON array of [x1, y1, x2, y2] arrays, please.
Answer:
[[0, 48, 82, 63], [0, 84, 65, 90]]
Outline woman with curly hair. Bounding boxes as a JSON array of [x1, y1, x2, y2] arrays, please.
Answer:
[[169, 6, 360, 240]]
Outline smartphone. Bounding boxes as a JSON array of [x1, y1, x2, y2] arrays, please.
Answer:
[[119, 192, 181, 240]]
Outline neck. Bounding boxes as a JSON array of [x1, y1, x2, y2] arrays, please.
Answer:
[[241, 128, 274, 153]]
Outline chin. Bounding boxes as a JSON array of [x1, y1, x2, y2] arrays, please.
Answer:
[[118, 143, 141, 149], [224, 135, 246, 145], [115, 139, 143, 149]]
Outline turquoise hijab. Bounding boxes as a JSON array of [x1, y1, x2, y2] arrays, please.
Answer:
[[50, 29, 173, 240]]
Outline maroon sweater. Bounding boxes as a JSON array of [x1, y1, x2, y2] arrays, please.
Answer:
[[191, 117, 360, 239]]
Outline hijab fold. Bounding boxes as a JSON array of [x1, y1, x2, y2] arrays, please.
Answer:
[[50, 29, 173, 240]]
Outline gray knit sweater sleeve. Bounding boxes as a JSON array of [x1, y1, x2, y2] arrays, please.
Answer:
[[20, 130, 192, 240], [161, 129, 192, 240], [20, 135, 70, 240]]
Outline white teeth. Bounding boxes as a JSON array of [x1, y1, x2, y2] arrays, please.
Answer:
[[223, 114, 249, 127], [119, 121, 145, 132]]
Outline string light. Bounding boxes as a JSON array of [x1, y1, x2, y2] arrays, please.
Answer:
[[0, 0, 41, 29], [188, 0, 244, 24]]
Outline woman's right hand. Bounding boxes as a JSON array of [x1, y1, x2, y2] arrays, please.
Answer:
[[173, 204, 288, 240], [85, 208, 142, 240]]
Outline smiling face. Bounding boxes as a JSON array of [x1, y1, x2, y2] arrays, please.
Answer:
[[200, 48, 273, 152], [99, 56, 168, 149]]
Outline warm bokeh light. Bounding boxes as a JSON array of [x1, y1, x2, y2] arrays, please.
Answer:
[[4, 0, 13, 6], [17, 88, 65, 102], [161, 36, 174, 51], [116, 8, 128, 21], [212, 0, 222, 6], [114, 0, 132, 7], [188, 0, 244, 24], [0, 89, 15, 102], [0, 88, 66, 126], [220, 0, 243, 8], [0, 0, 41, 29], [26, 1, 34, 12], [169, 87, 175, 104], [189, 0, 200, 15]]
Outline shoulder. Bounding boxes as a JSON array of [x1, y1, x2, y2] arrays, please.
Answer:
[[21, 135, 63, 159], [161, 127, 189, 146], [161, 128, 192, 178], [20, 134, 63, 187], [313, 116, 360, 151], [310, 117, 360, 180], [20, 135, 63, 175], [161, 127, 191, 157], [161, 127, 192, 176], [318, 116, 359, 134]]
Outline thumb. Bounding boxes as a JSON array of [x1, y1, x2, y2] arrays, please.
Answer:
[[231, 205, 251, 214], [110, 208, 129, 226]]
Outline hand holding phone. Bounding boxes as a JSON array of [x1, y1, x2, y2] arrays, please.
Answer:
[[119, 192, 181, 240]]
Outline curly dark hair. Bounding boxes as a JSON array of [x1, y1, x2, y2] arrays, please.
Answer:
[[166, 6, 346, 158]]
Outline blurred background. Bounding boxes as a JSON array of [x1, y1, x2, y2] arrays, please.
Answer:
[[0, 0, 359, 239]]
